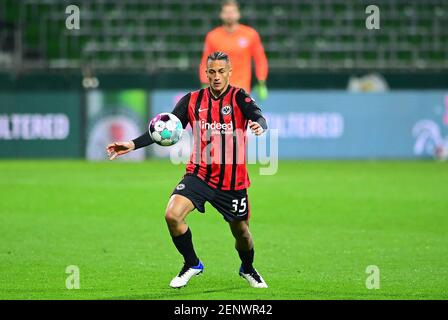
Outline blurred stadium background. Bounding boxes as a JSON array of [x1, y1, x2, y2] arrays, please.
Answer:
[[1, 0, 447, 71], [1, 0, 448, 160], [1, 0, 447, 300]]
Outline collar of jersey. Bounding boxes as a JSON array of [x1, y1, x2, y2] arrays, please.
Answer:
[[208, 85, 232, 101]]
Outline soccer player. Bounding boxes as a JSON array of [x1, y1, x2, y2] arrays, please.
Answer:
[[199, 0, 269, 100], [107, 51, 268, 289]]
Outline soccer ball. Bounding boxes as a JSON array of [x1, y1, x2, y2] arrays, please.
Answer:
[[149, 112, 183, 146]]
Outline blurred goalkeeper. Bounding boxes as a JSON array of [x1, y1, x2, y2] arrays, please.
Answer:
[[107, 52, 268, 289], [199, 0, 269, 101]]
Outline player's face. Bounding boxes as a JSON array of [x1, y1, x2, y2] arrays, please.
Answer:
[[220, 4, 240, 26], [206, 60, 232, 92]]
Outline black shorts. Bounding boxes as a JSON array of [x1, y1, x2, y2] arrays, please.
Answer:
[[171, 174, 250, 222]]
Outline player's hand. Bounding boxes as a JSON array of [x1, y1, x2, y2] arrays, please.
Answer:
[[249, 120, 264, 136], [254, 81, 268, 101], [106, 141, 135, 160]]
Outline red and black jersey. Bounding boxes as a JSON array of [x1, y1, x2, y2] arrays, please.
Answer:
[[171, 85, 267, 191], [132, 85, 267, 191]]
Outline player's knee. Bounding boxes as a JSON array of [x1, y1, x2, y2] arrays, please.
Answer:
[[165, 207, 183, 227], [238, 230, 252, 242], [232, 223, 251, 240]]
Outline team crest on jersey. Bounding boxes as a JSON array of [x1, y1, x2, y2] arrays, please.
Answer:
[[221, 105, 232, 115]]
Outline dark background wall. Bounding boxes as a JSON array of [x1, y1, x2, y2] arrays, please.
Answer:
[[1, 71, 447, 91]]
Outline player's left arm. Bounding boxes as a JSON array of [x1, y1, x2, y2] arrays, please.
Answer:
[[235, 89, 268, 136]]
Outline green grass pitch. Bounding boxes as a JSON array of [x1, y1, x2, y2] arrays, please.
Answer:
[[0, 160, 447, 300]]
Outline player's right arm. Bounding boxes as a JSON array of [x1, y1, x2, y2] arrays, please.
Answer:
[[106, 93, 191, 160], [107, 140, 136, 160]]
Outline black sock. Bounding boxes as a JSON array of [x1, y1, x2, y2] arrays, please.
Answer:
[[238, 248, 255, 273], [172, 228, 199, 267]]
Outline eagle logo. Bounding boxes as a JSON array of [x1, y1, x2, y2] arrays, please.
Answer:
[[221, 105, 232, 116]]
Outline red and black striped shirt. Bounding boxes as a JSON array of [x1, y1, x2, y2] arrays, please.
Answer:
[[133, 85, 267, 191]]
